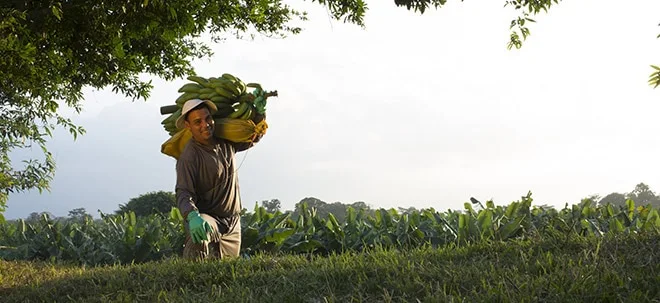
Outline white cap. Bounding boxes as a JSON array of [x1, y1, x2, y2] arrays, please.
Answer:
[[175, 99, 217, 130]]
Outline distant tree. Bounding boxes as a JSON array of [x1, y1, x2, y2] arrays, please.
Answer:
[[597, 183, 660, 209], [294, 198, 373, 222], [116, 191, 175, 217], [581, 194, 601, 207], [398, 206, 419, 214], [68, 207, 91, 221], [326, 202, 345, 220], [26, 212, 40, 222], [297, 197, 326, 210], [26, 211, 54, 222], [260, 199, 282, 213], [598, 193, 627, 208], [350, 201, 370, 210], [294, 197, 329, 219], [626, 183, 660, 208]]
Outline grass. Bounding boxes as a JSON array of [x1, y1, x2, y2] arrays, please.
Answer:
[[1, 232, 658, 302]]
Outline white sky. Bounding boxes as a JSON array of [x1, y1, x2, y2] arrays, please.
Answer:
[[6, 0, 660, 219]]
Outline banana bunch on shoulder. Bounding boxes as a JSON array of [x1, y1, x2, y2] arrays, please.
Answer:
[[159, 72, 278, 136]]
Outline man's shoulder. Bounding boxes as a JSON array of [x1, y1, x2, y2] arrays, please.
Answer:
[[178, 139, 197, 162], [214, 136, 238, 151]]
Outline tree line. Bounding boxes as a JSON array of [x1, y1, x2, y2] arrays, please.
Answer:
[[16, 182, 659, 223]]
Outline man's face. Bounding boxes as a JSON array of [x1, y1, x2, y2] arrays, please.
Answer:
[[184, 107, 214, 144]]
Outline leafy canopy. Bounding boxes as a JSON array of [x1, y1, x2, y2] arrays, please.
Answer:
[[116, 191, 176, 217]]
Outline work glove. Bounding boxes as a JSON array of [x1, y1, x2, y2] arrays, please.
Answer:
[[187, 211, 212, 244]]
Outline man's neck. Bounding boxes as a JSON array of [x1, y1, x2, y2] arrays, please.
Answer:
[[194, 136, 216, 147]]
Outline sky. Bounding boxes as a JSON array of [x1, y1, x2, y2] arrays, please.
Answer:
[[5, 0, 660, 219]]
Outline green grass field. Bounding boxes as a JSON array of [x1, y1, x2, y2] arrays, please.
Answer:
[[1, 233, 658, 302]]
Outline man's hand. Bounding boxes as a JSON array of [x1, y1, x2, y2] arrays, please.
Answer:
[[187, 211, 212, 244]]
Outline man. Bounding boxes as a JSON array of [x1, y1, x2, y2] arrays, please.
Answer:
[[174, 98, 263, 260]]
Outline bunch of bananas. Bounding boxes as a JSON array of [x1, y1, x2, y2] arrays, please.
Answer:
[[160, 73, 277, 136]]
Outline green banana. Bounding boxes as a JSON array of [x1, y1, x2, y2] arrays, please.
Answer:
[[239, 105, 253, 120], [214, 86, 236, 99], [213, 77, 240, 95], [178, 83, 203, 93], [221, 73, 238, 82], [210, 95, 233, 104], [164, 123, 177, 132], [224, 76, 246, 94], [246, 83, 262, 90], [187, 76, 208, 86], [238, 93, 255, 103], [228, 102, 249, 119], [176, 92, 200, 105], [213, 102, 234, 111], [199, 88, 215, 94], [218, 80, 240, 96], [235, 78, 247, 94], [212, 106, 235, 119], [208, 81, 225, 89]]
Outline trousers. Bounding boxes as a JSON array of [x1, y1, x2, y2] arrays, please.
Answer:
[[182, 212, 241, 260]]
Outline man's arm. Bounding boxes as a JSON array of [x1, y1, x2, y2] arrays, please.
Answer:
[[175, 156, 199, 219], [233, 133, 264, 152]]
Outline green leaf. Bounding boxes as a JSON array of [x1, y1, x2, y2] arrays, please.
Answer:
[[609, 217, 624, 233], [458, 213, 467, 229], [625, 199, 635, 215], [290, 239, 323, 253], [499, 216, 524, 240], [129, 212, 136, 227], [264, 228, 294, 244], [477, 210, 493, 238], [241, 227, 260, 248], [51, 5, 62, 20], [606, 204, 615, 218]]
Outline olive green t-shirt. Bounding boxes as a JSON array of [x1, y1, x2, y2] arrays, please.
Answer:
[[175, 136, 253, 220]]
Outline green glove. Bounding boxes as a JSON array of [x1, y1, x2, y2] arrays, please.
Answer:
[[187, 211, 212, 244]]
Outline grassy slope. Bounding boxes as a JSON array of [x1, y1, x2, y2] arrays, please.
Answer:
[[1, 233, 658, 303]]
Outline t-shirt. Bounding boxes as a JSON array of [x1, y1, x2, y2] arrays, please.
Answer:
[[175, 136, 253, 221]]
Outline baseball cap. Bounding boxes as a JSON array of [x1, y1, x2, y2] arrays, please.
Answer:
[[175, 99, 218, 130]]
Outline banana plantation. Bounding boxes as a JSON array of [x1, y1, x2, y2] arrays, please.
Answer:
[[1, 192, 658, 267]]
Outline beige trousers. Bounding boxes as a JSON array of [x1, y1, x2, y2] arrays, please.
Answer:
[[182, 213, 241, 260]]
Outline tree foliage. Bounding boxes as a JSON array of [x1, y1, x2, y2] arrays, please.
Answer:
[[598, 183, 660, 208], [260, 199, 282, 213], [626, 183, 660, 208], [116, 191, 176, 217], [293, 197, 373, 222], [68, 207, 91, 221], [598, 193, 626, 208], [25, 211, 54, 223]]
